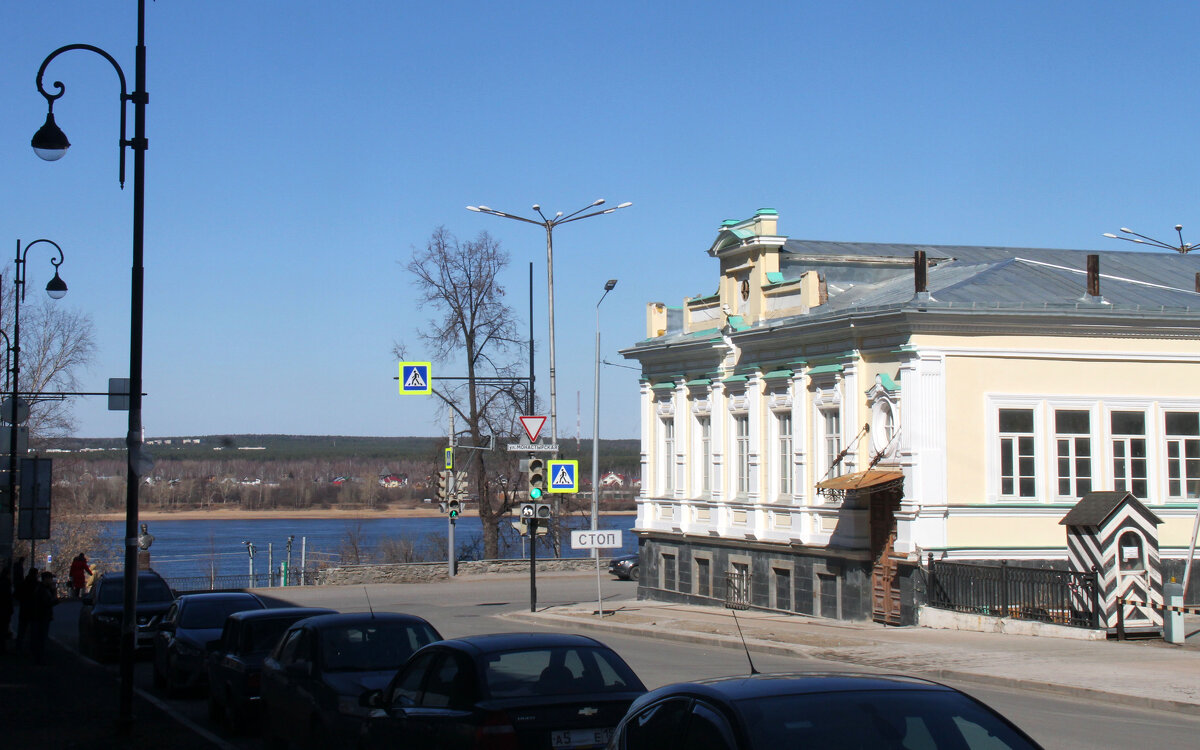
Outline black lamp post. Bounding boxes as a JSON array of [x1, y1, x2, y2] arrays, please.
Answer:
[[5, 240, 68, 565], [32, 0, 149, 732]]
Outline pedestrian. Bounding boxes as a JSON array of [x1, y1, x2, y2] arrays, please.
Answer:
[[28, 571, 58, 664], [68, 553, 92, 599], [14, 567, 38, 650], [0, 564, 12, 653], [12, 556, 25, 594]]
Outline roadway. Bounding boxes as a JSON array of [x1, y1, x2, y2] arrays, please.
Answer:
[[52, 572, 1200, 749]]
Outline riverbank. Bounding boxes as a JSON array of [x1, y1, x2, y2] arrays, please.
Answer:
[[94, 506, 638, 522]]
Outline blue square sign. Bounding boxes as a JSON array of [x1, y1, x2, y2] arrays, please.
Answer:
[[548, 459, 578, 493], [399, 362, 432, 395]]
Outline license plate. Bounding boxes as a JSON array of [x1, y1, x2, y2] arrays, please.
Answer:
[[551, 727, 612, 748]]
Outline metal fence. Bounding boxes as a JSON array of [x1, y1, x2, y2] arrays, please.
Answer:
[[926, 556, 1100, 629], [725, 571, 751, 610], [165, 569, 319, 594]]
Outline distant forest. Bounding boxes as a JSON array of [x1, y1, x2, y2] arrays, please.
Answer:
[[40, 434, 642, 513]]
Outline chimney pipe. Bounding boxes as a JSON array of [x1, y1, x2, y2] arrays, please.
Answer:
[[1087, 254, 1100, 297], [914, 250, 927, 293]]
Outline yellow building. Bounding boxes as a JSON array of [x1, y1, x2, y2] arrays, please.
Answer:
[[621, 209, 1200, 624]]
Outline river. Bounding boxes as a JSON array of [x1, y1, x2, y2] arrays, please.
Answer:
[[96, 514, 638, 582]]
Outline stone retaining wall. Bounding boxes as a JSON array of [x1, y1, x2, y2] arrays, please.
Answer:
[[317, 558, 599, 586]]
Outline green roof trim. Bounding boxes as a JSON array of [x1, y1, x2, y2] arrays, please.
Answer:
[[756, 208, 778, 215], [763, 368, 793, 379], [765, 271, 785, 284], [651, 382, 676, 391], [721, 374, 748, 384], [685, 378, 712, 387], [807, 364, 844, 376], [878, 373, 899, 392], [720, 219, 740, 227], [726, 315, 749, 331]]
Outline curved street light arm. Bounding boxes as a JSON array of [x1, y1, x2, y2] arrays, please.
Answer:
[[16, 239, 65, 302], [559, 207, 621, 225], [556, 200, 606, 224], [36, 44, 131, 187]]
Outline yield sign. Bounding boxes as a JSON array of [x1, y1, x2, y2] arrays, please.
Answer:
[[519, 415, 547, 443]]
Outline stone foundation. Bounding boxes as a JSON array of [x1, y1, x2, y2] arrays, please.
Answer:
[[317, 558, 599, 585]]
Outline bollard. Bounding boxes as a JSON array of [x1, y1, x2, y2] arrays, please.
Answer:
[[1164, 581, 1184, 644]]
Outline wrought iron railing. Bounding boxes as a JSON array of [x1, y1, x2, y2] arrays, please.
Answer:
[[926, 556, 1100, 629], [725, 570, 751, 610], [166, 569, 319, 593]]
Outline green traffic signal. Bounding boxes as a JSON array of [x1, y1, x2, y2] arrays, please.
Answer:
[[529, 486, 542, 500]]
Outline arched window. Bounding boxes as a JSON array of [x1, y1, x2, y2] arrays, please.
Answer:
[[1118, 531, 1144, 572]]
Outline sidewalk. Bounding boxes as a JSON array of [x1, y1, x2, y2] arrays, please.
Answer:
[[505, 599, 1200, 715], [0, 639, 221, 750]]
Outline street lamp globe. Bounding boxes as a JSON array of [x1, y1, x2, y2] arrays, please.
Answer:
[[31, 112, 70, 161], [45, 270, 68, 300]]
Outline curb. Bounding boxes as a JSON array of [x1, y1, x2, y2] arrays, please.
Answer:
[[502, 611, 1200, 717]]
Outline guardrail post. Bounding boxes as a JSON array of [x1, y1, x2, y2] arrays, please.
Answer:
[[1116, 596, 1126, 640], [1090, 566, 1101, 629]]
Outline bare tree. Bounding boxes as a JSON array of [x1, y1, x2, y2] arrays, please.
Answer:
[[0, 273, 97, 438], [396, 228, 528, 559]]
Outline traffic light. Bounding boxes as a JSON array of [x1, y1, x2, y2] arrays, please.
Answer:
[[447, 499, 460, 518], [436, 470, 449, 502], [527, 457, 545, 500], [535, 503, 551, 521]]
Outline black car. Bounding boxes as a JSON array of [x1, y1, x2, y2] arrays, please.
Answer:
[[152, 591, 266, 695], [608, 554, 639, 582], [261, 612, 442, 750], [206, 606, 338, 733], [359, 632, 647, 750], [78, 570, 175, 661], [607, 672, 1045, 750]]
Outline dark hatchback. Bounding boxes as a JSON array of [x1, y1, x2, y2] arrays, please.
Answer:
[[78, 570, 175, 661], [607, 673, 1045, 750], [152, 591, 266, 695], [607, 554, 639, 582], [261, 612, 442, 750], [206, 606, 337, 733], [359, 632, 647, 750]]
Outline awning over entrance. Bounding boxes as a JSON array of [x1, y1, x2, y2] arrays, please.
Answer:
[[815, 469, 904, 493]]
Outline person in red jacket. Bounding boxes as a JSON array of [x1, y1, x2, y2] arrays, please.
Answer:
[[68, 553, 92, 599]]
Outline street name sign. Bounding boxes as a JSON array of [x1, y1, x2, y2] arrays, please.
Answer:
[[571, 529, 623, 549], [506, 442, 560, 453], [548, 459, 578, 493], [398, 362, 432, 395]]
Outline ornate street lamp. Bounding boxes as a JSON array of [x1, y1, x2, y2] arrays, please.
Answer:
[[466, 200, 631, 446], [1103, 225, 1196, 254], [32, 0, 149, 731]]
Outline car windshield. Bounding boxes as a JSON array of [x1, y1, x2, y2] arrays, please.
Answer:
[[738, 689, 1040, 749], [244, 617, 303, 655], [97, 577, 173, 605], [483, 646, 642, 698], [319, 621, 440, 672], [179, 597, 261, 629]]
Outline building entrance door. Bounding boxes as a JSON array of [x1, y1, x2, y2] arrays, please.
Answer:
[[870, 488, 902, 625]]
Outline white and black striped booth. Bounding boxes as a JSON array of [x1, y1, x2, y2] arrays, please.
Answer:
[[1060, 491, 1163, 635]]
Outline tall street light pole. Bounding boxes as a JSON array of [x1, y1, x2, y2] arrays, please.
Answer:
[[1, 241, 68, 568], [466, 200, 631, 445], [592, 279, 617, 540], [32, 0, 149, 732], [1103, 224, 1196, 254]]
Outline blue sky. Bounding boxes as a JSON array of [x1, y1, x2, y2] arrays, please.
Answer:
[[1, 1, 1198, 441]]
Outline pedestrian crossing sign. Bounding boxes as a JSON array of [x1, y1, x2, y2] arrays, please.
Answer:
[[399, 362, 432, 395], [547, 459, 578, 493]]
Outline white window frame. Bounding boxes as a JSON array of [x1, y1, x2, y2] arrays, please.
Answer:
[[662, 417, 676, 495], [1052, 407, 1094, 500], [698, 415, 712, 497], [1163, 410, 1200, 500], [734, 413, 750, 496], [994, 403, 1039, 500], [776, 411, 793, 500], [1109, 408, 1149, 500]]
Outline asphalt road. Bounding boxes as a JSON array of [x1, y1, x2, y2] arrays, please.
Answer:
[[53, 572, 1200, 749]]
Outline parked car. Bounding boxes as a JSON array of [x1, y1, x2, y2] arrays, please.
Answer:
[[606, 672, 1045, 750], [206, 606, 338, 733], [358, 632, 647, 750], [152, 591, 265, 695], [608, 554, 639, 582], [261, 612, 442, 749], [78, 570, 175, 662]]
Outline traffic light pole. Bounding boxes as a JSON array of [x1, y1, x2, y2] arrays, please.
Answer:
[[529, 516, 538, 612]]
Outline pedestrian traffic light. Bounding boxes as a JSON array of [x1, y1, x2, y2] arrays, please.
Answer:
[[535, 503, 551, 521], [448, 499, 460, 518], [527, 456, 545, 500], [520, 503, 535, 520]]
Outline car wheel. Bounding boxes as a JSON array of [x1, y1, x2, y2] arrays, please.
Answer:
[[628, 564, 639, 582]]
